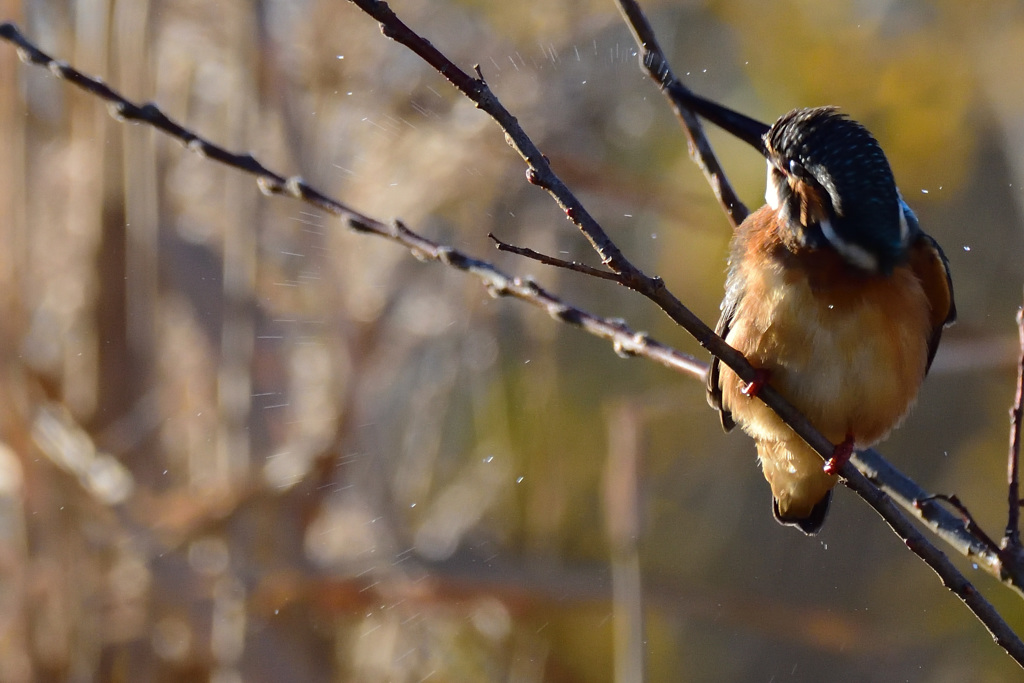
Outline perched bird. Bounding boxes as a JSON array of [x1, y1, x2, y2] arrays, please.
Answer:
[[685, 92, 956, 534]]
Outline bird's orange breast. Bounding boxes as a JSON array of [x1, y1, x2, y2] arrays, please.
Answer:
[[719, 206, 934, 449]]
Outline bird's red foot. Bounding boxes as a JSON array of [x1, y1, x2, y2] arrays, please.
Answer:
[[741, 369, 771, 398], [824, 435, 855, 475]]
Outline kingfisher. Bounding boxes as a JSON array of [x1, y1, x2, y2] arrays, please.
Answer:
[[682, 91, 956, 534]]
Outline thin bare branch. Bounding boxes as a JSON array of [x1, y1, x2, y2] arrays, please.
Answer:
[[613, 0, 748, 228], [916, 494, 1002, 555], [855, 448, 1010, 590], [1008, 303, 1024, 545], [837, 459, 1024, 665], [488, 233, 621, 282]]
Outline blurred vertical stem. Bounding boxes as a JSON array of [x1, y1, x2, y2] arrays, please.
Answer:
[[0, 0, 25, 337], [605, 402, 647, 683], [1005, 297, 1024, 548], [66, 0, 112, 415], [115, 0, 158, 405], [216, 11, 261, 485]]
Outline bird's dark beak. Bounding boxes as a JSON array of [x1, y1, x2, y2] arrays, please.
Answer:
[[667, 83, 771, 157]]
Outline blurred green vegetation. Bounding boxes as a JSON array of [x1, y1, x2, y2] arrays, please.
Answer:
[[0, 0, 1023, 681]]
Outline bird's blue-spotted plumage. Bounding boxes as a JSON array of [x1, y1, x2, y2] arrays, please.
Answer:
[[679, 94, 956, 534]]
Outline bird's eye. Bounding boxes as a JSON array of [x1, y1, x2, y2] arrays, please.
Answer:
[[788, 159, 809, 179]]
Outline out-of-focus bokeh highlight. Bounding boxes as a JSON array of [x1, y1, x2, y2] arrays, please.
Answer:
[[1, 0, 1023, 680]]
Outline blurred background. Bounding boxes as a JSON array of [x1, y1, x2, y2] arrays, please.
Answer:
[[1, 0, 1023, 680]]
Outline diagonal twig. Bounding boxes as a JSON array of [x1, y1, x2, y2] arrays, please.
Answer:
[[487, 233, 620, 282], [854, 448, 1009, 587], [915, 493, 1002, 555], [613, 0, 748, 228]]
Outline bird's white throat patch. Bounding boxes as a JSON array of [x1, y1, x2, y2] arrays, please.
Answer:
[[765, 161, 782, 211]]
